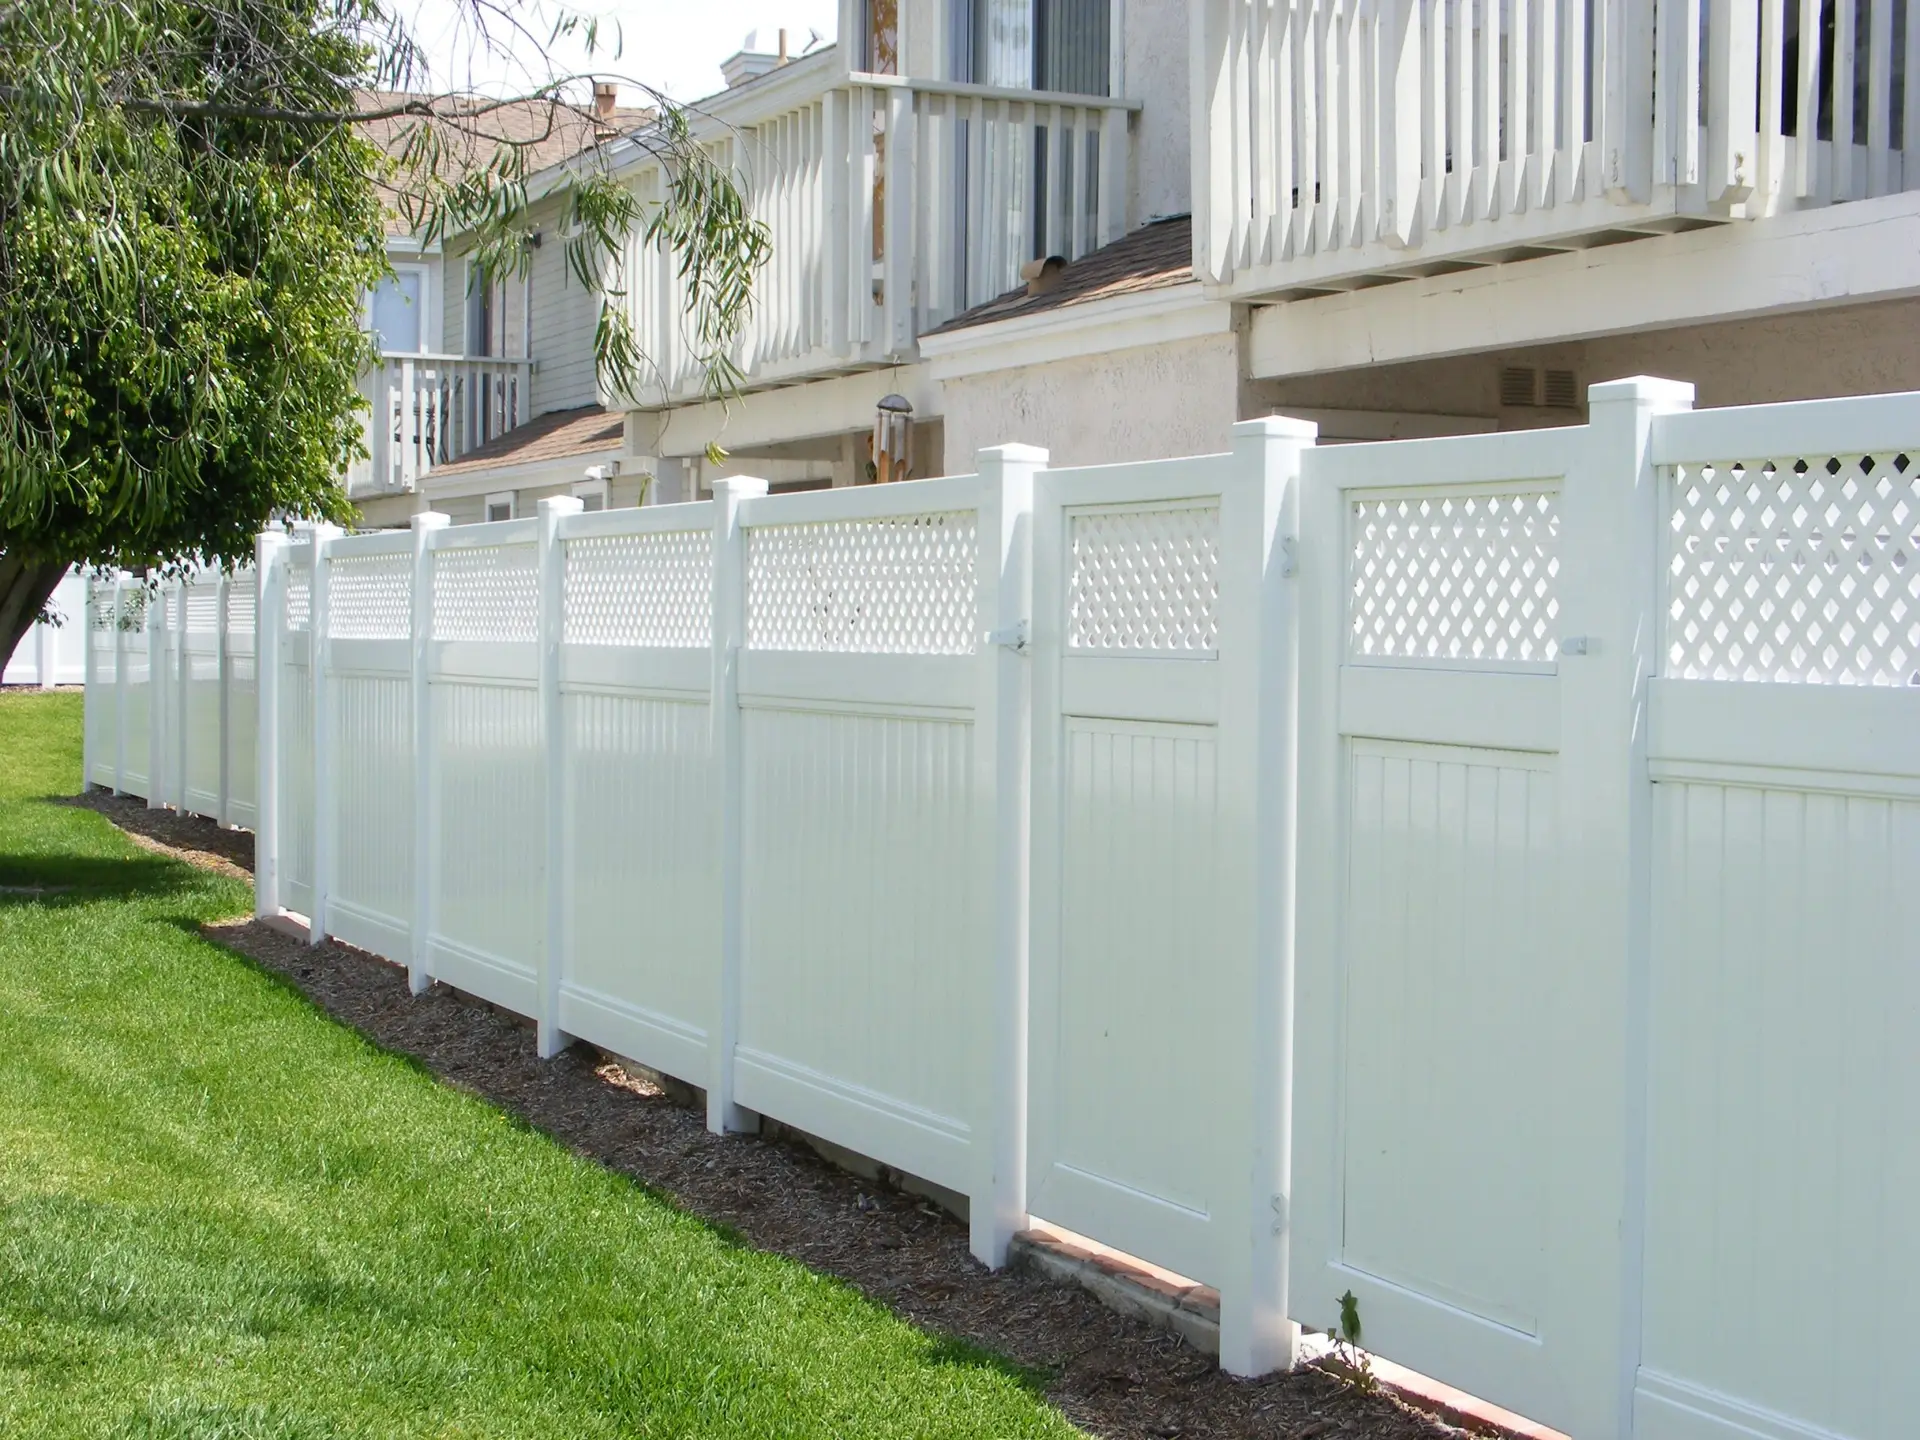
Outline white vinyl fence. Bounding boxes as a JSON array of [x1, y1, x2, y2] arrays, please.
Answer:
[[87, 381, 1920, 1440], [3, 569, 87, 688], [81, 566, 257, 829]]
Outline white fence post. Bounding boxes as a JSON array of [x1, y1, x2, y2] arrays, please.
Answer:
[[309, 524, 341, 945], [175, 573, 191, 813], [536, 494, 584, 1059], [255, 534, 288, 920], [1217, 415, 1317, 1378], [81, 571, 97, 782], [145, 579, 164, 810], [409, 511, 450, 996], [217, 571, 232, 828], [708, 474, 768, 1135], [970, 444, 1044, 1269], [113, 575, 128, 796], [1559, 375, 1695, 1434]]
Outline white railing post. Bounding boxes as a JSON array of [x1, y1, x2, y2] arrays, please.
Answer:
[[883, 87, 917, 356], [216, 571, 232, 828], [146, 578, 164, 810], [536, 495, 584, 1059], [1216, 414, 1317, 1379], [409, 511, 450, 996], [970, 443, 1044, 1269], [36, 605, 54, 690], [255, 533, 289, 920], [1377, 0, 1421, 247], [708, 474, 769, 1136], [1560, 375, 1695, 1434], [113, 576, 128, 796], [1706, 0, 1758, 207], [309, 523, 341, 946]]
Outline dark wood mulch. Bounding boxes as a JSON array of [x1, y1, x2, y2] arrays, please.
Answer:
[[79, 791, 1465, 1440]]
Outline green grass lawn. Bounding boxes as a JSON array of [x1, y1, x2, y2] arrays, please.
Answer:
[[0, 691, 1079, 1439]]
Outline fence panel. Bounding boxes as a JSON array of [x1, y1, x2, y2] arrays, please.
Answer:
[[730, 478, 991, 1202], [120, 585, 153, 798], [226, 574, 259, 829], [323, 533, 416, 959], [423, 520, 544, 1013], [554, 502, 719, 1089], [1636, 395, 1920, 1440], [1294, 421, 1599, 1433], [181, 574, 225, 817], [85, 579, 120, 787]]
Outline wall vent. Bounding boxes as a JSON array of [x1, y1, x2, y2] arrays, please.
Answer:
[[1499, 366, 1538, 407], [1542, 369, 1580, 409]]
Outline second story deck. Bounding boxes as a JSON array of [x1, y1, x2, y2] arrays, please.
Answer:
[[1190, 0, 1919, 302], [617, 44, 1144, 408]]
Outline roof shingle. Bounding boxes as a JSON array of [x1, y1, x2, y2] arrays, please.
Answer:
[[925, 215, 1195, 335], [425, 405, 624, 478]]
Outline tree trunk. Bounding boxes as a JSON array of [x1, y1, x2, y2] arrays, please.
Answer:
[[0, 553, 73, 681]]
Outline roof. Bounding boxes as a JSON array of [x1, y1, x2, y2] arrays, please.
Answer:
[[357, 91, 656, 234], [426, 405, 624, 478], [925, 215, 1195, 334]]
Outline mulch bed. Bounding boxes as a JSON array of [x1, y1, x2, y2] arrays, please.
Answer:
[[78, 791, 1466, 1440]]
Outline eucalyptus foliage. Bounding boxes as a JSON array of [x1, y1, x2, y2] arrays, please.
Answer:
[[0, 0, 769, 672]]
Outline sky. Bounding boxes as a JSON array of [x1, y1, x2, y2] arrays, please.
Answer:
[[395, 0, 842, 106]]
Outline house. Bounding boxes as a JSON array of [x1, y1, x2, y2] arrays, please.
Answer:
[[349, 85, 654, 527], [355, 0, 1918, 521]]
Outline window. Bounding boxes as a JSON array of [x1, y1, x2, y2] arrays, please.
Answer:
[[572, 477, 609, 512], [368, 266, 426, 355], [485, 492, 514, 523], [465, 259, 494, 357], [950, 0, 1109, 94]]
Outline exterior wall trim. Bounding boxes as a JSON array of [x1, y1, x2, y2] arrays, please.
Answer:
[[920, 284, 1232, 380]]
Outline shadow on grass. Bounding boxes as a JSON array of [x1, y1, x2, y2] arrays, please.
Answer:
[[0, 851, 204, 903]]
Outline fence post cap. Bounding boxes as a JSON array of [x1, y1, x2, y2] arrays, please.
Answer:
[[538, 495, 585, 518], [411, 510, 452, 532], [711, 475, 770, 500], [975, 443, 1050, 468], [1586, 375, 1696, 408], [1232, 414, 1320, 443]]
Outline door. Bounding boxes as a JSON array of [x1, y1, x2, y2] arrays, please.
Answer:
[[1292, 430, 1590, 1431], [1027, 453, 1243, 1288]]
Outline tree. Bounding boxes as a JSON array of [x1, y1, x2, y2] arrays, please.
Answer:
[[0, 0, 768, 673]]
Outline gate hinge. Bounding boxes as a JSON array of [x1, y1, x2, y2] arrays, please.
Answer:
[[985, 620, 1029, 654]]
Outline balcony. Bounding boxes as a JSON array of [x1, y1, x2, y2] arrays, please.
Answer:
[[1192, 0, 1919, 301], [619, 47, 1141, 407], [348, 354, 537, 497]]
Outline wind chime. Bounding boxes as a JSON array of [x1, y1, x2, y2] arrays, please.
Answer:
[[870, 393, 913, 483]]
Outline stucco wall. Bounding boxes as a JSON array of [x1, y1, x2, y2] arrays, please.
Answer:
[[1249, 297, 1920, 426], [1124, 0, 1190, 223], [941, 332, 1240, 471]]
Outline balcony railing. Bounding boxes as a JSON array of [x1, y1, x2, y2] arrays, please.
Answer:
[[349, 354, 535, 497], [1192, 0, 1918, 300], [621, 50, 1140, 407]]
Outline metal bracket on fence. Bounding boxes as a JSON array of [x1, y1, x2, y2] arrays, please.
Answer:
[[1559, 635, 1594, 657], [1279, 536, 1298, 579], [985, 620, 1029, 654]]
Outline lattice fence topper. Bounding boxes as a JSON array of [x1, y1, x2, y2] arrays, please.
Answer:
[[1667, 453, 1919, 686], [185, 582, 221, 633], [565, 529, 713, 648], [328, 552, 413, 640], [1349, 489, 1560, 665], [226, 575, 257, 637], [746, 512, 978, 654], [285, 559, 312, 633], [1068, 504, 1221, 653], [433, 542, 539, 643], [89, 585, 118, 632]]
